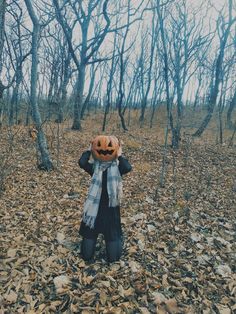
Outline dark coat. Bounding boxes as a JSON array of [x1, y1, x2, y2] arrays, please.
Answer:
[[78, 151, 132, 241]]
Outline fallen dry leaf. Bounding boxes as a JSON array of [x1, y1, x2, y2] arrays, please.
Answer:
[[0, 120, 235, 313], [4, 290, 18, 303]]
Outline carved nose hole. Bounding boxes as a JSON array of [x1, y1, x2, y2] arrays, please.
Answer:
[[108, 141, 112, 147], [98, 141, 101, 146]]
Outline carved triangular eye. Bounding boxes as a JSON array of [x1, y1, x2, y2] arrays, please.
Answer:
[[108, 141, 112, 147], [97, 141, 101, 146]]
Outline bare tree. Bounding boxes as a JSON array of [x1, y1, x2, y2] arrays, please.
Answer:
[[193, 67, 204, 111], [24, 0, 53, 170], [115, 0, 135, 132], [0, 0, 6, 70], [56, 43, 72, 123], [193, 0, 236, 137], [114, 0, 148, 130], [53, 0, 111, 130], [1, 0, 31, 126], [5, 1, 31, 125], [81, 61, 99, 119], [149, 59, 164, 128], [165, 0, 211, 147], [0, 0, 7, 125], [41, 25, 73, 123], [139, 12, 158, 125], [156, 0, 177, 147], [102, 32, 119, 132], [44, 37, 61, 119]]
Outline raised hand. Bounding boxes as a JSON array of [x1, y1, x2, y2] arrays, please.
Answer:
[[117, 144, 122, 157]]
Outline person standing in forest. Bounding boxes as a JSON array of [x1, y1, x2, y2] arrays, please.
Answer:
[[78, 135, 132, 263]]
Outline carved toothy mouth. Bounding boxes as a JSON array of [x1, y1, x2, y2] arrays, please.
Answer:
[[97, 149, 114, 156]]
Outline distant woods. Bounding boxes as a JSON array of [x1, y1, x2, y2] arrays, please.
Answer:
[[0, 0, 235, 143]]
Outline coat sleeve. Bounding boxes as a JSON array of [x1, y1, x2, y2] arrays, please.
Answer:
[[78, 151, 94, 176], [118, 156, 132, 176]]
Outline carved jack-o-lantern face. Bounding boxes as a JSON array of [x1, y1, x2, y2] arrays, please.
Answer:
[[91, 135, 119, 161]]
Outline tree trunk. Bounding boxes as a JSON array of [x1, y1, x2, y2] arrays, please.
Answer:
[[0, 0, 6, 73], [149, 74, 163, 129], [150, 95, 157, 129], [81, 63, 96, 119], [0, 0, 6, 126], [139, 99, 146, 125], [219, 111, 223, 144], [117, 58, 128, 131], [72, 65, 85, 130], [47, 72, 54, 120], [24, 0, 53, 171], [25, 102, 31, 126], [139, 14, 156, 126], [102, 98, 110, 132], [228, 124, 236, 147], [56, 52, 70, 123], [56, 95, 65, 124], [102, 32, 118, 132], [9, 66, 22, 125], [227, 90, 236, 129], [193, 72, 203, 111], [156, 2, 176, 147], [0, 82, 5, 126], [9, 89, 16, 125]]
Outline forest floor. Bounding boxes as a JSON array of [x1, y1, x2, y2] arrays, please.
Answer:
[[0, 111, 236, 314]]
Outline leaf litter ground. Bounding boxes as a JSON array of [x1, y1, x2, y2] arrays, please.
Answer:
[[0, 120, 235, 314]]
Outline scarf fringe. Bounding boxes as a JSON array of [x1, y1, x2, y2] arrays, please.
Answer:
[[83, 213, 96, 229], [108, 195, 120, 207]]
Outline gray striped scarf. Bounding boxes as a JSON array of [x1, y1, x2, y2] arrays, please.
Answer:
[[82, 160, 122, 229]]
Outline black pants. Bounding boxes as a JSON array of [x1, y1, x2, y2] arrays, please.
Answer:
[[81, 236, 122, 263]]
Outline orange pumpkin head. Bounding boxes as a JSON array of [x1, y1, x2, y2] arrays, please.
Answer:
[[91, 135, 119, 162]]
